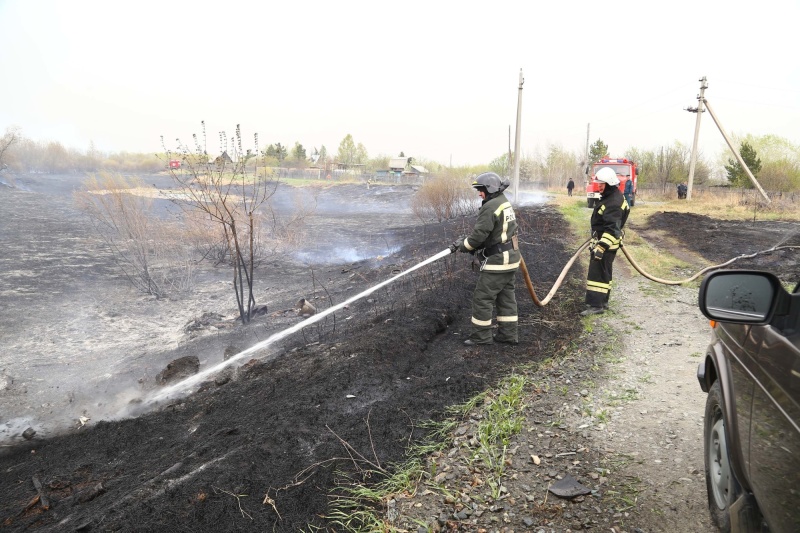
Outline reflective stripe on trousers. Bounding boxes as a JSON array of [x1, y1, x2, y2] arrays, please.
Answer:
[[469, 270, 518, 343], [585, 249, 617, 308]]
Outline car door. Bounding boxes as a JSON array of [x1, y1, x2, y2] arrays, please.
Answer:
[[716, 321, 756, 474], [746, 317, 800, 531]]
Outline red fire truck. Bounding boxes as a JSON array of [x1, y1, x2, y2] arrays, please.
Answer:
[[586, 157, 637, 208], [168, 159, 181, 170]]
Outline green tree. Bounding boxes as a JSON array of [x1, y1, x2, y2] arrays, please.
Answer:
[[355, 143, 368, 165], [488, 153, 510, 177], [723, 134, 799, 191], [544, 145, 581, 187], [588, 138, 608, 165], [292, 142, 307, 161], [725, 141, 762, 188], [518, 157, 537, 182], [274, 142, 288, 163], [369, 154, 390, 172], [337, 134, 357, 167]]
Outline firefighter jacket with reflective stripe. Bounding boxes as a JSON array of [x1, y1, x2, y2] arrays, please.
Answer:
[[460, 192, 520, 272], [591, 187, 630, 251]]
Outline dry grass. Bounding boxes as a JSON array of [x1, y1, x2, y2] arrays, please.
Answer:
[[75, 172, 196, 296], [548, 187, 800, 223], [412, 175, 475, 223], [545, 187, 797, 288]]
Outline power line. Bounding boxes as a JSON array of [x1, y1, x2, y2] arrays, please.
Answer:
[[712, 95, 800, 111], [714, 78, 800, 94], [591, 83, 695, 123]]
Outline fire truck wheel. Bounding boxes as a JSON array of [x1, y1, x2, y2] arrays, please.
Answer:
[[587, 199, 595, 209]]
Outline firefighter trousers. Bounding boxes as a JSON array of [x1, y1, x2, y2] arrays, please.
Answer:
[[469, 270, 518, 344], [585, 249, 617, 308]]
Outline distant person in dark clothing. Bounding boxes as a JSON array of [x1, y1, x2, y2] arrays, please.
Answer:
[[677, 183, 687, 199], [567, 178, 575, 197], [623, 177, 634, 207]]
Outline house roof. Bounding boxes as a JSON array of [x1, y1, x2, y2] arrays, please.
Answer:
[[214, 151, 233, 163], [410, 165, 428, 174], [389, 157, 407, 169]]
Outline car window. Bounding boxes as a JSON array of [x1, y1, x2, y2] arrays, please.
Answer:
[[773, 282, 800, 346]]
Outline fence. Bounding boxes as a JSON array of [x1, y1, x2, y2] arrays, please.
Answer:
[[635, 185, 798, 204]]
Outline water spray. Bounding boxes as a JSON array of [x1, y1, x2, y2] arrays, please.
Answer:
[[142, 247, 454, 406]]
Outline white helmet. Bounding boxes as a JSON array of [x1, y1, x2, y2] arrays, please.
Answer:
[[596, 167, 620, 187]]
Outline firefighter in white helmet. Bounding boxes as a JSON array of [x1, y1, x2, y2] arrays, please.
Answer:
[[582, 166, 630, 316], [449, 172, 520, 345]]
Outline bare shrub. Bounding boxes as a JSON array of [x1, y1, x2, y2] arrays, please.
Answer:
[[75, 172, 195, 297], [164, 123, 282, 324], [412, 174, 476, 223], [0, 126, 21, 170]]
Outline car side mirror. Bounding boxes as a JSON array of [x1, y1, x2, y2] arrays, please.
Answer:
[[699, 270, 782, 325]]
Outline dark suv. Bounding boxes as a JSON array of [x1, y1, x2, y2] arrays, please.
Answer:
[[697, 270, 799, 532]]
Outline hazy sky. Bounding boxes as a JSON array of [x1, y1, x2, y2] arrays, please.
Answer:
[[1, 0, 798, 168]]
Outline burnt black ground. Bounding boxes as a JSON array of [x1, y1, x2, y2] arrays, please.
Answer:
[[640, 211, 800, 282], [3, 177, 798, 532], [0, 178, 584, 532]]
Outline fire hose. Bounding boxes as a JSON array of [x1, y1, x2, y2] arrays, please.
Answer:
[[518, 239, 591, 307], [518, 239, 800, 307]]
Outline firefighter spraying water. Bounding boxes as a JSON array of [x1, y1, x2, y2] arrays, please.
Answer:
[[449, 172, 520, 346], [141, 174, 791, 407]]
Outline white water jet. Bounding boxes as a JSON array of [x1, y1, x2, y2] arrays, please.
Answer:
[[142, 248, 453, 406]]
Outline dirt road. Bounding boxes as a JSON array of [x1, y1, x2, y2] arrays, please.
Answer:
[[392, 253, 718, 533], [393, 210, 798, 533], [580, 273, 715, 532]]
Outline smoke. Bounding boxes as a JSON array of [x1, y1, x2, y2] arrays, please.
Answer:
[[510, 189, 550, 206], [139, 247, 453, 407], [293, 244, 401, 264], [0, 176, 32, 191]]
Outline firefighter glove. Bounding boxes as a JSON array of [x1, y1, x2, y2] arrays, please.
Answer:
[[592, 242, 607, 261], [449, 239, 462, 254]]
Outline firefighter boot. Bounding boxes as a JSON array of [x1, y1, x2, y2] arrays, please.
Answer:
[[580, 306, 605, 316]]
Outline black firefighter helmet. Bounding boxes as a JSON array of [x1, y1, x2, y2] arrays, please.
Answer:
[[472, 172, 510, 194]]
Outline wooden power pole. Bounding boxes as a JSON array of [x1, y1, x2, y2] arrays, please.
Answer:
[[704, 99, 770, 203], [686, 76, 707, 201], [512, 69, 524, 204]]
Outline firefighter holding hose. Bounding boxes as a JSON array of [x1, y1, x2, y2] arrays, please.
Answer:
[[582, 167, 630, 316], [450, 172, 520, 345]]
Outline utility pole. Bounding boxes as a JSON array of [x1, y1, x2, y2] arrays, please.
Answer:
[[508, 126, 512, 178], [685, 76, 707, 200], [584, 123, 590, 183], [703, 99, 771, 203], [512, 68, 524, 204]]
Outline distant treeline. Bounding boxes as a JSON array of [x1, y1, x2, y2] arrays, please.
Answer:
[[1, 134, 164, 174]]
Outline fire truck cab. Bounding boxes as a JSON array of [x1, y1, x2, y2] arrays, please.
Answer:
[[169, 159, 181, 170], [586, 157, 637, 208]]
